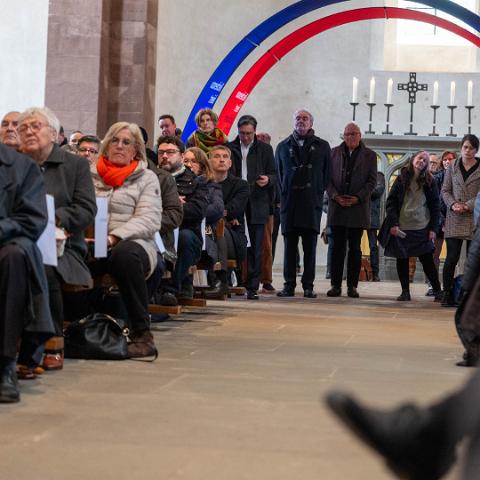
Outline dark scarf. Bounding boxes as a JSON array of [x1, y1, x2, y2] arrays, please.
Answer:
[[292, 128, 315, 144]]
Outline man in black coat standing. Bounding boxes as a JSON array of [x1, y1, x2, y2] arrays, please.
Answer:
[[327, 122, 377, 298], [228, 115, 276, 300], [0, 144, 55, 402], [275, 109, 331, 298]]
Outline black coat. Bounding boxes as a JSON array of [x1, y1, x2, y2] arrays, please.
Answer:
[[0, 145, 54, 338], [378, 169, 440, 247], [174, 167, 208, 240], [463, 226, 480, 292], [41, 144, 97, 286], [228, 136, 276, 225], [219, 173, 250, 262], [327, 142, 377, 229], [275, 132, 331, 234], [370, 171, 386, 229]]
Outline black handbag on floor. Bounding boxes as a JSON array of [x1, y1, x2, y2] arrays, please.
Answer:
[[64, 313, 130, 360]]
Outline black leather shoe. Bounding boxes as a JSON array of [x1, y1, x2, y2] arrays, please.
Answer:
[[277, 289, 295, 297], [246, 290, 259, 300], [0, 363, 20, 403], [327, 287, 341, 297], [347, 287, 360, 298], [325, 391, 456, 480], [441, 291, 458, 307], [303, 289, 317, 298], [372, 274, 381, 282], [396, 291, 411, 301]]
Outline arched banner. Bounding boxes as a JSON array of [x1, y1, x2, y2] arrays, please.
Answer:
[[182, 0, 480, 141], [217, 7, 480, 134]]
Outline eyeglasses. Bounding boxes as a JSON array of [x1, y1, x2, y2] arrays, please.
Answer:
[[78, 146, 99, 155], [111, 137, 134, 147], [158, 149, 180, 156], [239, 130, 255, 136], [17, 122, 47, 134]]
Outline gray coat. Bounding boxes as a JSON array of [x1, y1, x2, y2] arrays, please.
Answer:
[[370, 171, 385, 229], [442, 159, 480, 240], [327, 141, 377, 229], [0, 145, 54, 338], [42, 144, 97, 286]]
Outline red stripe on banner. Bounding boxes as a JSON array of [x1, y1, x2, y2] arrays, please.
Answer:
[[218, 7, 480, 134]]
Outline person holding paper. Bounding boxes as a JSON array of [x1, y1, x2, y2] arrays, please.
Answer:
[[89, 122, 162, 358], [378, 151, 442, 302], [0, 144, 55, 402], [17, 107, 97, 370]]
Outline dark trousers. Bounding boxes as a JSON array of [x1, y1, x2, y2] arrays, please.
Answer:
[[172, 229, 202, 293], [443, 238, 471, 292], [330, 226, 364, 289], [246, 222, 265, 292], [397, 253, 441, 292], [45, 266, 64, 335], [272, 206, 280, 260], [326, 227, 334, 275], [89, 240, 151, 332], [367, 229, 379, 275], [0, 244, 28, 360], [283, 229, 318, 290]]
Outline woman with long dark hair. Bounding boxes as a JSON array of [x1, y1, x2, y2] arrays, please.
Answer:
[[379, 151, 442, 301]]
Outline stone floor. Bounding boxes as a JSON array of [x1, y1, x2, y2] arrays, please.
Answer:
[[0, 278, 470, 480]]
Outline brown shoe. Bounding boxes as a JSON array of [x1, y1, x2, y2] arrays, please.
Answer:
[[128, 330, 158, 359], [42, 351, 64, 370]]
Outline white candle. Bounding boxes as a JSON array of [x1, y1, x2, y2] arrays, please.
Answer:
[[369, 77, 375, 104], [433, 81, 439, 106], [386, 78, 393, 104], [450, 81, 456, 106], [352, 77, 358, 103], [467, 80, 473, 106]]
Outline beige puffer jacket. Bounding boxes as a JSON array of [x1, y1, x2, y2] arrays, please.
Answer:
[[91, 159, 162, 276]]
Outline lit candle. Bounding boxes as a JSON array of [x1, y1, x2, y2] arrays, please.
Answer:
[[467, 80, 473, 106], [433, 81, 439, 106], [386, 78, 393, 104], [352, 77, 358, 103], [450, 81, 456, 106], [369, 77, 375, 103]]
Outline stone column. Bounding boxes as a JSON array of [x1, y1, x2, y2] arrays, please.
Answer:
[[45, 0, 158, 141]]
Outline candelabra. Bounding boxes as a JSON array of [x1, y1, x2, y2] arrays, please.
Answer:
[[446, 106, 457, 137], [365, 103, 375, 134], [349, 102, 359, 122], [382, 104, 393, 135], [465, 106, 474, 134], [428, 105, 440, 136]]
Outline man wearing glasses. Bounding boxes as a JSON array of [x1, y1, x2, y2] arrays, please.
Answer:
[[326, 122, 377, 299], [227, 115, 276, 300], [76, 135, 101, 164], [156, 135, 207, 301]]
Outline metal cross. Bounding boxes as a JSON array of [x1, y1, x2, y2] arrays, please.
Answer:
[[398, 72, 428, 103], [397, 72, 428, 135]]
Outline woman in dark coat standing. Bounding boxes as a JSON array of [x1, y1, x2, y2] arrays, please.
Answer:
[[379, 151, 442, 301], [18, 107, 97, 370]]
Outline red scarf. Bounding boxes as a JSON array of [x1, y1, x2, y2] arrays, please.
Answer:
[[96, 155, 139, 187]]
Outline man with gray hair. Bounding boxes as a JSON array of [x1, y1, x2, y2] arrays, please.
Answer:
[[0, 111, 20, 150], [275, 109, 331, 298], [326, 122, 377, 298]]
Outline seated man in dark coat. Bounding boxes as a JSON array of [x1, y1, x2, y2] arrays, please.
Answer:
[[0, 144, 55, 402], [157, 136, 207, 299], [209, 145, 249, 286]]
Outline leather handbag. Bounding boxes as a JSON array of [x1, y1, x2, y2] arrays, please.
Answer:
[[64, 313, 130, 360]]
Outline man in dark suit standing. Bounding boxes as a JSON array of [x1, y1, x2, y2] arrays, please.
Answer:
[[326, 122, 377, 298], [228, 115, 276, 300], [275, 109, 331, 298]]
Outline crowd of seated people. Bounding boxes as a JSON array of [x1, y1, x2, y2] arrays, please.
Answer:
[[2, 103, 480, 405]]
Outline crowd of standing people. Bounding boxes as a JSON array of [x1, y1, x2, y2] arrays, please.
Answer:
[[1, 104, 480, 406]]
